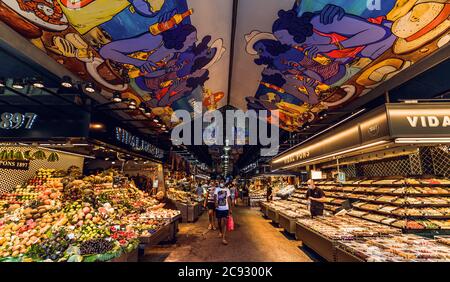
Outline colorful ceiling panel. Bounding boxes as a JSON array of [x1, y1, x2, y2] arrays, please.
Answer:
[[0, 0, 232, 125], [231, 0, 450, 132], [0, 0, 449, 134]]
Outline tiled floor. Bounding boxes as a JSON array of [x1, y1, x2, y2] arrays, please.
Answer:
[[140, 205, 316, 262]]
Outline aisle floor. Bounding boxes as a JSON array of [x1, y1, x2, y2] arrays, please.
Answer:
[[140, 205, 317, 262]]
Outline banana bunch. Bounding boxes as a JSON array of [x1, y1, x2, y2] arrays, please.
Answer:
[[48, 152, 59, 162], [32, 150, 46, 160], [24, 150, 34, 160], [0, 150, 14, 161], [0, 150, 35, 161]]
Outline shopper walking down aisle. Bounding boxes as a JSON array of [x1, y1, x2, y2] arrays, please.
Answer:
[[229, 183, 237, 207], [204, 181, 217, 230], [215, 182, 233, 245]]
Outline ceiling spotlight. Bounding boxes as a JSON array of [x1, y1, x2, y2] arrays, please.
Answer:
[[12, 79, 24, 89], [31, 78, 44, 88], [128, 100, 137, 110], [84, 82, 96, 93], [138, 103, 145, 111], [153, 118, 159, 123], [144, 109, 152, 117], [61, 76, 73, 88], [89, 123, 105, 130], [112, 91, 122, 103]]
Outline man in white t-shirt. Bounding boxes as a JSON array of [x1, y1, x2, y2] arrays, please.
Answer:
[[214, 182, 232, 245]]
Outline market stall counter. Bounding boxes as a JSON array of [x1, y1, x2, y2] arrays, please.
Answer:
[[279, 212, 301, 235], [295, 223, 336, 262], [267, 207, 279, 225], [260, 202, 269, 218]]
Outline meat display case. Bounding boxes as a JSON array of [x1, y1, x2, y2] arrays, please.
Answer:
[[310, 178, 450, 233]]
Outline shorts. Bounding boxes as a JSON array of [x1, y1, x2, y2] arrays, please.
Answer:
[[207, 202, 216, 210], [216, 209, 229, 219]]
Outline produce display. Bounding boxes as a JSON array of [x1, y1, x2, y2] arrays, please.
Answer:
[[297, 215, 401, 240], [0, 169, 180, 262], [336, 235, 450, 262], [167, 188, 201, 204]]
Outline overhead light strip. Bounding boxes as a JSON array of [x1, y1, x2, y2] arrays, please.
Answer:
[[280, 140, 390, 170], [395, 138, 450, 144]]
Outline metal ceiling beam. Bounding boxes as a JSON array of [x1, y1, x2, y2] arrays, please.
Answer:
[[226, 0, 239, 105]]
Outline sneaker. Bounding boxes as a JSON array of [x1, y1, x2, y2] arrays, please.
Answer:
[[222, 239, 229, 245], [208, 225, 212, 230]]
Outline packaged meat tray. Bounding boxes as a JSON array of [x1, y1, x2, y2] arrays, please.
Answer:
[[405, 197, 423, 205], [430, 220, 450, 229], [342, 187, 355, 192], [374, 188, 396, 194], [378, 206, 399, 213], [337, 235, 450, 262], [361, 203, 382, 211], [347, 210, 367, 217], [376, 196, 398, 203]]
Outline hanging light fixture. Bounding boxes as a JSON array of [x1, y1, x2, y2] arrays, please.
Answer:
[[112, 91, 122, 103], [144, 107, 152, 117], [84, 82, 96, 93], [12, 78, 24, 89], [128, 99, 137, 109], [138, 103, 145, 111], [61, 76, 73, 88], [31, 77, 44, 88]]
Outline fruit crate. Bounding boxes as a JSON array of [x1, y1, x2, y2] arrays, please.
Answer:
[[139, 223, 171, 246]]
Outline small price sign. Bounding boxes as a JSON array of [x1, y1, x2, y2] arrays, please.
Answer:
[[0, 112, 38, 130]]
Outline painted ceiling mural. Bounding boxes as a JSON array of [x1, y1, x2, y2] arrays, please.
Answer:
[[237, 0, 450, 132], [0, 0, 449, 134], [0, 0, 230, 126]]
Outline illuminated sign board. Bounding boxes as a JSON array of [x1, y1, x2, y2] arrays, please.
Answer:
[[115, 127, 164, 159]]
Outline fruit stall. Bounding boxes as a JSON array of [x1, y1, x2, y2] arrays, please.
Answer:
[[0, 167, 181, 262]]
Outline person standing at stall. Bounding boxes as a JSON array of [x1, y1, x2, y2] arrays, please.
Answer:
[[266, 180, 273, 202], [305, 179, 326, 217], [204, 181, 217, 230], [215, 182, 232, 245]]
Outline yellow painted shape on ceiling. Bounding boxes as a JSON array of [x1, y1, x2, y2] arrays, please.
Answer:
[[57, 0, 165, 35]]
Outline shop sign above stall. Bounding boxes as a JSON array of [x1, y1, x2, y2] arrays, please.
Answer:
[[0, 106, 90, 140], [271, 103, 450, 170], [387, 104, 450, 137], [115, 127, 164, 159], [0, 160, 30, 171], [0, 112, 38, 130]]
